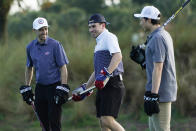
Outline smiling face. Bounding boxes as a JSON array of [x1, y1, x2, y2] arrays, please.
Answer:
[[34, 26, 48, 43], [88, 23, 105, 38]]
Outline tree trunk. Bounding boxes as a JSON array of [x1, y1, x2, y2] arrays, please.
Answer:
[[0, 0, 13, 45]]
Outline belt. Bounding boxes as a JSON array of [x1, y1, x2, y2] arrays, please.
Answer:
[[37, 81, 61, 87], [111, 74, 123, 81]]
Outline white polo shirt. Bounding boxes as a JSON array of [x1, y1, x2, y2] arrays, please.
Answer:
[[95, 29, 121, 55], [93, 29, 124, 78]]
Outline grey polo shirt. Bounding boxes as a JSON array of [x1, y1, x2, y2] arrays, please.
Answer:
[[26, 37, 69, 85], [145, 27, 177, 102]]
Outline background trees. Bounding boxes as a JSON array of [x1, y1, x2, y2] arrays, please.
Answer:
[[0, 0, 13, 44], [0, 0, 196, 130]]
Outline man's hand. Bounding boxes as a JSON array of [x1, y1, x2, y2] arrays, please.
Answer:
[[72, 83, 93, 101], [95, 67, 112, 90], [130, 45, 146, 69], [144, 91, 160, 116], [54, 84, 70, 105], [20, 85, 34, 105]]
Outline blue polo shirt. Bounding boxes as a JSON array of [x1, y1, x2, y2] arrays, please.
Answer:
[[26, 36, 69, 85]]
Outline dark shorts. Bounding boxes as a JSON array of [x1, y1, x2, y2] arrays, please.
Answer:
[[96, 75, 125, 118]]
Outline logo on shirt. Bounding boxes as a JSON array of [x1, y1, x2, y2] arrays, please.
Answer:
[[45, 51, 50, 55]]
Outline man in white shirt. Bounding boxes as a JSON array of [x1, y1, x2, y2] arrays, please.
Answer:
[[72, 14, 125, 131]]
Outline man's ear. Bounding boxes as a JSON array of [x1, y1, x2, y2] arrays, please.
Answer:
[[147, 19, 152, 24], [101, 23, 106, 28]]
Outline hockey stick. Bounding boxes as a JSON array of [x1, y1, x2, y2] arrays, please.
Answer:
[[130, 0, 191, 68], [31, 101, 46, 131], [68, 77, 110, 101], [162, 0, 191, 27]]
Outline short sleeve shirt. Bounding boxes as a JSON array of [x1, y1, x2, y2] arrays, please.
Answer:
[[94, 29, 124, 77], [95, 29, 121, 54], [26, 36, 69, 85], [145, 27, 177, 102]]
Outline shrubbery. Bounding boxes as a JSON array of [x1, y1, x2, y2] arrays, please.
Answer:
[[1, 17, 196, 117], [0, 0, 196, 130]]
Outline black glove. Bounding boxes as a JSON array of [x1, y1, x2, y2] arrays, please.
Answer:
[[20, 85, 34, 105], [144, 91, 160, 116], [130, 45, 146, 69], [54, 84, 70, 105]]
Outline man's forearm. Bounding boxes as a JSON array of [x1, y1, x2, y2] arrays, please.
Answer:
[[151, 62, 163, 94], [107, 52, 122, 74], [25, 67, 33, 86], [86, 72, 95, 88], [60, 64, 68, 84]]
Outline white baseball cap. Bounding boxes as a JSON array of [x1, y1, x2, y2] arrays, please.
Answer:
[[134, 6, 160, 20], [33, 17, 49, 30]]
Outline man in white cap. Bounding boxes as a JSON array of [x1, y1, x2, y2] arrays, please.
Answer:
[[20, 17, 69, 131], [134, 6, 177, 131]]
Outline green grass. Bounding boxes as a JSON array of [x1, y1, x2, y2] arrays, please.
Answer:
[[0, 22, 196, 130], [0, 102, 194, 131]]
